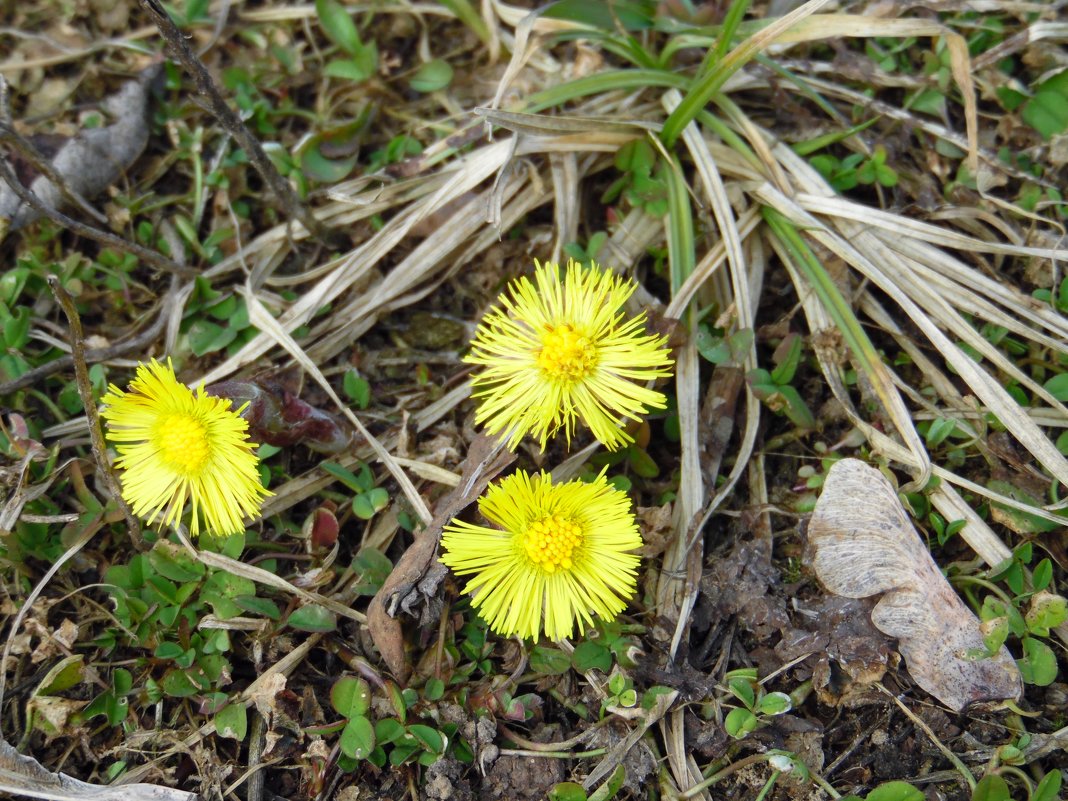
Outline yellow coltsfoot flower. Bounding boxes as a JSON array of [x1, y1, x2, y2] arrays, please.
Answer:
[[100, 358, 271, 537], [439, 469, 642, 641], [466, 259, 673, 451]]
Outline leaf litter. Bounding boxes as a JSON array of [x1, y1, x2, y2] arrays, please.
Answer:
[[808, 459, 1022, 712]]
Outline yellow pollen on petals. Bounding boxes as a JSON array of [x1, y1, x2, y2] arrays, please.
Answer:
[[154, 414, 210, 474], [523, 513, 584, 574], [537, 324, 597, 381]]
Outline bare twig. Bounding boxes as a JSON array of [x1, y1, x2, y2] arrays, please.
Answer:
[[47, 276, 144, 550], [0, 75, 107, 224], [246, 708, 266, 801], [0, 156, 195, 277], [0, 125, 108, 223], [137, 0, 338, 246]]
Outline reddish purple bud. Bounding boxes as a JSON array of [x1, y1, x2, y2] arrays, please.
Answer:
[[206, 375, 352, 454]]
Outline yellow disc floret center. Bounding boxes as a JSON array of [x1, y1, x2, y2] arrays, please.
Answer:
[[154, 413, 211, 475], [538, 324, 597, 381], [522, 513, 584, 573]]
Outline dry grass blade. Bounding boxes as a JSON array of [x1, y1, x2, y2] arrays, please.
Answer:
[[0, 737, 195, 801], [242, 290, 432, 525], [770, 14, 977, 167], [188, 545, 367, 626]]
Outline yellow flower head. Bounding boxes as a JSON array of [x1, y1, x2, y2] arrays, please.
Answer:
[[466, 259, 673, 451], [100, 358, 271, 538], [440, 469, 642, 641]]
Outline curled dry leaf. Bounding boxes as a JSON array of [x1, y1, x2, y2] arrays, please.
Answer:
[[0, 736, 194, 801], [807, 458, 1022, 712], [0, 66, 162, 234]]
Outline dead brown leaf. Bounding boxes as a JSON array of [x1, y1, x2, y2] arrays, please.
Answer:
[[368, 435, 515, 682], [807, 458, 1022, 711], [0, 66, 161, 234]]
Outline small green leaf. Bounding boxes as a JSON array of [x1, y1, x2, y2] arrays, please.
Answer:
[[300, 142, 357, 183], [695, 327, 731, 365], [339, 715, 376, 759], [325, 58, 374, 82], [315, 0, 362, 55], [571, 641, 612, 672], [724, 707, 758, 739], [322, 461, 373, 493], [148, 539, 206, 583], [1033, 558, 1053, 591], [161, 670, 200, 698], [234, 595, 281, 620], [987, 480, 1062, 534], [154, 642, 185, 660], [35, 655, 84, 695], [770, 333, 804, 385], [1022, 72, 1068, 140], [343, 370, 372, 409], [1043, 373, 1068, 402], [287, 604, 337, 632], [205, 295, 237, 320], [375, 717, 406, 744], [1017, 637, 1058, 686], [3, 307, 30, 349], [530, 646, 571, 676], [756, 691, 792, 716], [1032, 769, 1062, 801], [407, 724, 444, 753], [352, 548, 393, 595], [1026, 591, 1068, 636], [352, 488, 389, 519], [588, 764, 626, 801], [331, 677, 372, 718], [971, 774, 1012, 801], [925, 417, 959, 447], [215, 704, 248, 741], [113, 668, 133, 695], [865, 781, 924, 801], [423, 678, 445, 701], [187, 319, 237, 356], [549, 782, 588, 801], [628, 447, 659, 478], [727, 676, 756, 711], [204, 570, 256, 599], [409, 59, 453, 93]]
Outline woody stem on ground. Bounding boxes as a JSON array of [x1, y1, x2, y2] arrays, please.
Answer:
[[48, 276, 145, 551], [0, 144, 195, 278], [138, 0, 342, 248]]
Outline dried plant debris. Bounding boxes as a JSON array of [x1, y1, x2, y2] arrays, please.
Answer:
[[368, 435, 515, 681], [776, 596, 897, 708], [807, 459, 1022, 712], [0, 66, 160, 235], [0, 736, 194, 801]]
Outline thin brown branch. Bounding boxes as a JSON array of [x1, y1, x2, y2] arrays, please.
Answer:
[[47, 276, 145, 551], [137, 0, 340, 247], [0, 130, 107, 226], [0, 155, 195, 277]]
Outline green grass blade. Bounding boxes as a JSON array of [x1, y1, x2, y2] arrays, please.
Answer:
[[662, 145, 696, 293], [705, 0, 751, 70], [527, 69, 690, 112], [761, 207, 907, 435]]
